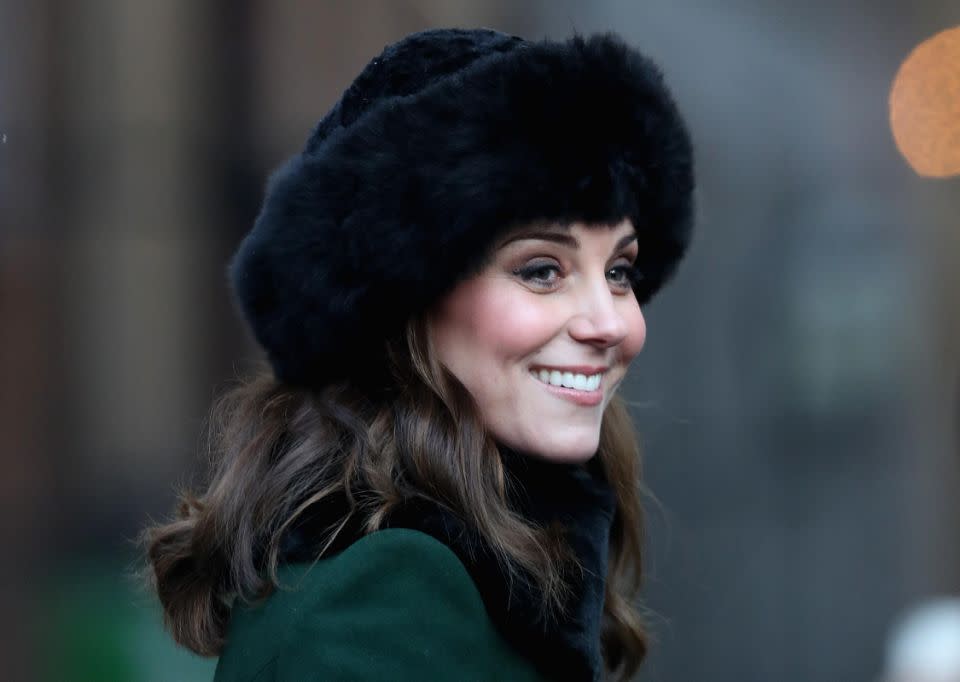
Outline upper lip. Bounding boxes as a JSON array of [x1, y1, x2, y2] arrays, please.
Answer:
[[530, 365, 608, 375]]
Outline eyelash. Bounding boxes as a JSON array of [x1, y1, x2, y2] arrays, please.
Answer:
[[514, 260, 644, 291]]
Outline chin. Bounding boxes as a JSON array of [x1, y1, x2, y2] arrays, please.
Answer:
[[539, 449, 598, 464], [518, 432, 601, 464]]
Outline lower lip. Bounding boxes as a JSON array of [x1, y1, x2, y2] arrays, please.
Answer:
[[530, 374, 604, 406]]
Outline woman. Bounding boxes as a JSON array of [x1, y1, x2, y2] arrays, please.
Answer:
[[144, 27, 694, 681]]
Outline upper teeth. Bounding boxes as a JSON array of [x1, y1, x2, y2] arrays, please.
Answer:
[[532, 369, 602, 391]]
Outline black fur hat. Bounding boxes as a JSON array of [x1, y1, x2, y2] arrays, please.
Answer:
[[230, 28, 695, 389]]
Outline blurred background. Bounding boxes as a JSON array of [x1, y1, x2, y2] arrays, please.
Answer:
[[2, 1, 959, 681]]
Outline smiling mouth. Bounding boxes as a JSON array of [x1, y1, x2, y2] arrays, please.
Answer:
[[529, 368, 603, 392]]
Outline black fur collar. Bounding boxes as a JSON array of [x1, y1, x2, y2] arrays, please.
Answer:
[[280, 448, 616, 681]]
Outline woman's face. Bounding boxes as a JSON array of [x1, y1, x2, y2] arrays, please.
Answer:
[[427, 220, 646, 463]]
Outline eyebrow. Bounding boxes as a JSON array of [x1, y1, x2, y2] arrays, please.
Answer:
[[498, 229, 637, 252]]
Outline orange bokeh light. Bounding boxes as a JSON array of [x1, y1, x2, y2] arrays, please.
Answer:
[[890, 26, 960, 178]]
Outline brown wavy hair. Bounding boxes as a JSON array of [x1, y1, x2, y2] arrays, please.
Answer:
[[141, 315, 648, 678]]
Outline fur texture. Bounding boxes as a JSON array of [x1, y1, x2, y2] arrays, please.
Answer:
[[280, 445, 617, 681], [230, 28, 695, 388]]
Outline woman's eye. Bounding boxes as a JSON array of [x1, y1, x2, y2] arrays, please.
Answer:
[[608, 264, 643, 289], [515, 262, 561, 287]]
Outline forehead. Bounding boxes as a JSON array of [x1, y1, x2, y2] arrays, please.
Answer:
[[495, 219, 636, 249]]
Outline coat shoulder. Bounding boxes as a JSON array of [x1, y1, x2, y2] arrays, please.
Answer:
[[214, 528, 542, 682]]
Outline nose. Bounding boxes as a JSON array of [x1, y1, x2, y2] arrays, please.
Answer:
[[566, 277, 636, 348]]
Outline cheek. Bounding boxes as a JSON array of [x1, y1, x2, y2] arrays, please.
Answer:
[[482, 298, 561, 359], [620, 304, 647, 363], [434, 280, 557, 364]]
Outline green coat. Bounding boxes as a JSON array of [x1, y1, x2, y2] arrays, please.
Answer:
[[214, 528, 545, 681]]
